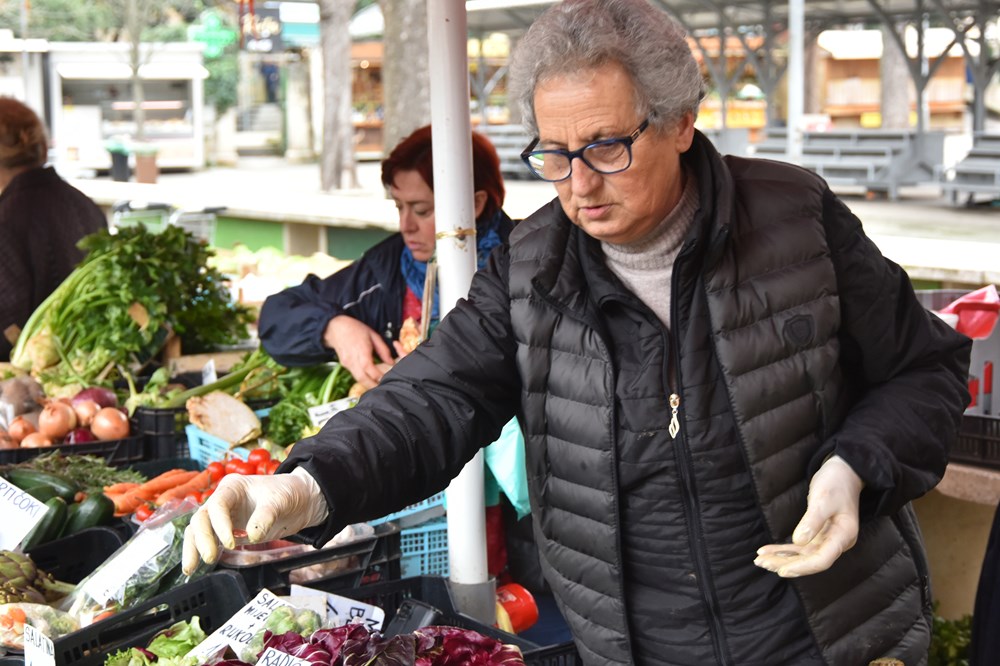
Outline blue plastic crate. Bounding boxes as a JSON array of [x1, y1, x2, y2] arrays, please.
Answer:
[[400, 518, 449, 577], [185, 408, 270, 469], [370, 491, 446, 528]]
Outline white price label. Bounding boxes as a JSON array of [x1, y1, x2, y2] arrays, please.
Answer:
[[257, 648, 313, 666], [23, 624, 55, 666], [0, 479, 46, 551], [82, 528, 170, 605], [202, 358, 218, 385], [307, 397, 358, 429], [290, 584, 384, 631], [189, 588, 290, 660]]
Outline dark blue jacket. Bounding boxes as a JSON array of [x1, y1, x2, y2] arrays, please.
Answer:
[[259, 213, 514, 367]]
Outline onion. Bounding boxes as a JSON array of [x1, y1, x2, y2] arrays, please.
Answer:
[[8, 416, 36, 443], [91, 407, 130, 441], [0, 431, 14, 450], [66, 427, 98, 444], [20, 432, 53, 448], [72, 387, 118, 409], [39, 401, 77, 440], [72, 400, 101, 427]]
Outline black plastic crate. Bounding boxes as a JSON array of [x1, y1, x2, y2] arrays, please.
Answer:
[[220, 522, 399, 595], [334, 576, 581, 666], [133, 396, 277, 461], [0, 435, 145, 466], [955, 414, 1000, 469], [26, 527, 125, 584], [54, 570, 249, 666]]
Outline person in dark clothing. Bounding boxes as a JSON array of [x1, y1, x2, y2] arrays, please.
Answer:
[[185, 2, 971, 664], [258, 125, 514, 388], [0, 97, 106, 361]]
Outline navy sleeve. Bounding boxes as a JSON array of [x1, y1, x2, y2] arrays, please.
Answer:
[[814, 188, 971, 517]]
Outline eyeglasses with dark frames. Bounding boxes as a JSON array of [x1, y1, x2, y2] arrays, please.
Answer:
[[520, 118, 650, 182]]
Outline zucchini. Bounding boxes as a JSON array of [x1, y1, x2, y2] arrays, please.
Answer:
[[20, 497, 68, 550], [22, 485, 58, 503], [5, 469, 79, 502], [62, 493, 115, 537]]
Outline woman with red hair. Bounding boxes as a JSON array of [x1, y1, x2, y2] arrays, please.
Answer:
[[259, 126, 513, 388]]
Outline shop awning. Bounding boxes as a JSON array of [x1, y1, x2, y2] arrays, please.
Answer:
[[56, 62, 209, 81]]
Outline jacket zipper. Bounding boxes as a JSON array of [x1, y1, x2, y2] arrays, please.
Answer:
[[668, 246, 734, 666], [530, 282, 637, 660]]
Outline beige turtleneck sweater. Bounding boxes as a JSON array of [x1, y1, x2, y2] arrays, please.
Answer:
[[600, 171, 699, 329]]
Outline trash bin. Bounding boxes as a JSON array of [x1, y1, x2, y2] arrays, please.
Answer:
[[105, 138, 130, 182], [132, 142, 159, 184]]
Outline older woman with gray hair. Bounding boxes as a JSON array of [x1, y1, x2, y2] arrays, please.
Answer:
[[183, 1, 970, 664], [0, 97, 105, 361]]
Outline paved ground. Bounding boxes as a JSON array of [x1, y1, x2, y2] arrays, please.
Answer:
[[70, 155, 1000, 286]]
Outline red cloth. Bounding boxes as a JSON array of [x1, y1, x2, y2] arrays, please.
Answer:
[[402, 286, 422, 325]]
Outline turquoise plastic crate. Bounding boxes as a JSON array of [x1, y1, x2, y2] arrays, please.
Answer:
[[185, 423, 251, 469], [370, 491, 446, 528], [185, 408, 269, 469], [400, 518, 449, 577]]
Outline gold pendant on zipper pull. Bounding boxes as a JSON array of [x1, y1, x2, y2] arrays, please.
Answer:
[[668, 393, 680, 439]]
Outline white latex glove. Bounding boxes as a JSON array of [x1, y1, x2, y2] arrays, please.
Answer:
[[182, 467, 329, 574], [323, 315, 394, 389], [754, 455, 864, 578]]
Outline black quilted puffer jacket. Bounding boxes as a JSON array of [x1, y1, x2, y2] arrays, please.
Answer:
[[284, 132, 971, 666]]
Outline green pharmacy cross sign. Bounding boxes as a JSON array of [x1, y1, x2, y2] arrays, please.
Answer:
[[189, 10, 238, 59]]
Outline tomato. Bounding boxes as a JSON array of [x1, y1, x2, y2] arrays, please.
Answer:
[[256, 462, 270, 475], [206, 461, 225, 483], [202, 486, 215, 500], [247, 448, 271, 465], [184, 491, 203, 504], [224, 459, 243, 475], [266, 460, 281, 475], [135, 503, 155, 522], [232, 460, 257, 476]]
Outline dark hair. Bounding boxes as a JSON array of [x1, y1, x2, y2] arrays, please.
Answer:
[[380, 125, 505, 221], [0, 97, 47, 170]]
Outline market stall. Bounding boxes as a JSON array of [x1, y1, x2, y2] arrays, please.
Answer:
[[0, 220, 576, 666]]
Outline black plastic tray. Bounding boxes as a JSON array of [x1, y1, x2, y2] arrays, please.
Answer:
[[26, 527, 126, 584], [955, 414, 1000, 469], [220, 522, 400, 595], [334, 576, 581, 665], [0, 435, 145, 466], [54, 570, 249, 666]]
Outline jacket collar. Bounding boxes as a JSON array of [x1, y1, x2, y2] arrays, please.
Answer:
[[529, 129, 733, 306]]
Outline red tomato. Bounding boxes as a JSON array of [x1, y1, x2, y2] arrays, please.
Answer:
[[224, 459, 243, 475], [184, 492, 203, 504], [135, 503, 155, 522], [247, 448, 271, 465], [266, 460, 281, 475], [206, 461, 225, 483], [202, 486, 215, 500], [256, 462, 269, 475], [233, 460, 257, 476]]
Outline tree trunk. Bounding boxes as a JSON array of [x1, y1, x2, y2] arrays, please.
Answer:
[[380, 0, 430, 154], [318, 0, 356, 191], [880, 22, 911, 128], [127, 0, 145, 141]]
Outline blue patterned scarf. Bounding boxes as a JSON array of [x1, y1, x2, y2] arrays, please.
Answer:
[[400, 210, 505, 323]]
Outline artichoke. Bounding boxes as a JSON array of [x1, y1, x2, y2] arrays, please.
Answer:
[[0, 550, 74, 603]]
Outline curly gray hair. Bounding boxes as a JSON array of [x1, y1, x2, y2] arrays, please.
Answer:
[[508, 0, 704, 136]]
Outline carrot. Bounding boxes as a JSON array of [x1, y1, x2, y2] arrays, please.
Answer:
[[134, 470, 200, 501], [103, 482, 140, 494], [155, 469, 213, 506], [110, 491, 146, 516]]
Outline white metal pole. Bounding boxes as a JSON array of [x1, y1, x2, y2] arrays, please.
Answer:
[[427, 0, 493, 624], [787, 0, 805, 160]]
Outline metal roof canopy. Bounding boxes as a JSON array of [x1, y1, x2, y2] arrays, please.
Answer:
[[466, 0, 1000, 152]]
